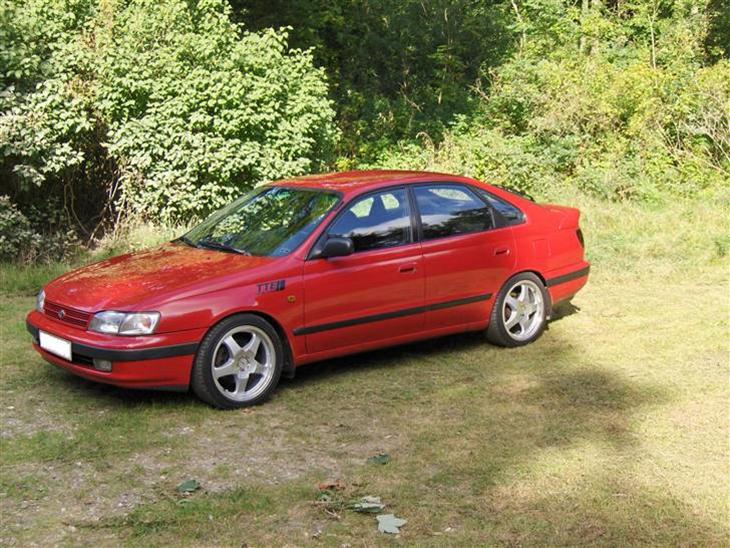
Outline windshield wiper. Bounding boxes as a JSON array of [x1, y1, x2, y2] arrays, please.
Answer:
[[196, 240, 250, 255], [176, 235, 197, 247]]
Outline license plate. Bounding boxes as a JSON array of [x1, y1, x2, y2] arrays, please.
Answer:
[[39, 331, 72, 361]]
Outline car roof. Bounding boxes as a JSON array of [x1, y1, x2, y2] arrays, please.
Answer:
[[270, 169, 475, 196]]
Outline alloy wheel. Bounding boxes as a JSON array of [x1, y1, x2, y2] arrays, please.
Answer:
[[501, 279, 545, 342], [210, 325, 276, 402]]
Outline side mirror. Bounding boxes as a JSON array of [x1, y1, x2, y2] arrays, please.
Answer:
[[320, 236, 354, 259]]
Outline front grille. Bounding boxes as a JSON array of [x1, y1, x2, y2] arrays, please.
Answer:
[[44, 301, 91, 329]]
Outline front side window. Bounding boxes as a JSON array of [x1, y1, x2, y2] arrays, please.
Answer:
[[328, 188, 412, 252], [184, 187, 340, 257], [414, 184, 493, 240]]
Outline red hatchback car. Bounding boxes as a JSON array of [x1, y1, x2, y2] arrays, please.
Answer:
[[27, 170, 589, 408]]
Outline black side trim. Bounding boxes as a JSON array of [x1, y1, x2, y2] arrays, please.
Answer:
[[546, 266, 590, 287], [293, 292, 492, 336], [27, 321, 198, 361], [27, 321, 39, 344], [427, 293, 491, 312]]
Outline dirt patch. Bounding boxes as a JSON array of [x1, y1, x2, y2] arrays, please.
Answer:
[[0, 396, 406, 546]]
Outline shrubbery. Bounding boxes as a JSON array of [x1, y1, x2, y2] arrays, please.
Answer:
[[366, 0, 729, 202], [0, 196, 79, 262], [1, 0, 337, 226], [0, 0, 728, 264]]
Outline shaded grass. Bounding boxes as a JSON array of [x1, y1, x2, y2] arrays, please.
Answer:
[[117, 486, 277, 539]]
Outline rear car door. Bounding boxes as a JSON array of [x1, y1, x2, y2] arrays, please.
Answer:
[[301, 187, 424, 354], [413, 183, 516, 330]]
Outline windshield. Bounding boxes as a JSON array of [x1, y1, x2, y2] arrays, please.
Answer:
[[182, 187, 340, 257]]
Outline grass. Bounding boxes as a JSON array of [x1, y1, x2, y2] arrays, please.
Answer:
[[0, 198, 728, 545], [0, 220, 188, 295]]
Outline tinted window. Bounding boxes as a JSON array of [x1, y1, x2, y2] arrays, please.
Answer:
[[329, 188, 412, 252], [414, 184, 493, 240], [473, 188, 525, 225], [183, 187, 340, 257]]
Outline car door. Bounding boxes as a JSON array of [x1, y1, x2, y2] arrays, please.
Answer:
[[413, 183, 516, 330], [301, 187, 425, 354]]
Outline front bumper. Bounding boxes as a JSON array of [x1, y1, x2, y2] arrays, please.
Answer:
[[26, 310, 205, 390]]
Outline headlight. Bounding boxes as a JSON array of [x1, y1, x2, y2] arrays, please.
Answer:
[[36, 289, 45, 312], [89, 311, 160, 335]]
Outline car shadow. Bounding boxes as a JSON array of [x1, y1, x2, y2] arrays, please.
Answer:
[[282, 330, 490, 388], [549, 299, 581, 323]]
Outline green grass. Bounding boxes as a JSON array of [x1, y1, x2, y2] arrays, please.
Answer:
[[0, 220, 187, 295], [546, 188, 730, 277], [0, 199, 728, 545]]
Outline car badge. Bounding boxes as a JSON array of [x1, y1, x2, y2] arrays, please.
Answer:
[[58, 309, 66, 320]]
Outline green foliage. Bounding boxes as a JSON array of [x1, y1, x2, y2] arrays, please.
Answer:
[[1, 0, 728, 255], [1, 0, 337, 224], [0, 196, 79, 263], [236, 0, 514, 161], [367, 0, 729, 202], [0, 196, 32, 261], [98, 2, 337, 221]]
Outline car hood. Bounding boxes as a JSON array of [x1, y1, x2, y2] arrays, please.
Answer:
[[45, 242, 277, 311]]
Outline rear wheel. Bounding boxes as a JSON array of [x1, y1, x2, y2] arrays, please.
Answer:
[[487, 272, 548, 347], [191, 314, 283, 409]]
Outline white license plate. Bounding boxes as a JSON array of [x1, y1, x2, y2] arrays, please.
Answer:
[[39, 331, 72, 361]]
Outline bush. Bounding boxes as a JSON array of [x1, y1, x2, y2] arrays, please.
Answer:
[[0, 195, 33, 261], [1, 0, 337, 224], [364, 1, 728, 204], [0, 195, 79, 263]]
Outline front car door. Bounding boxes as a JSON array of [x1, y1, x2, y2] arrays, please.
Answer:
[[412, 183, 517, 330], [300, 187, 424, 355]]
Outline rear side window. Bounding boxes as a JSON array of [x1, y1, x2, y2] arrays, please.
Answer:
[[328, 188, 412, 252], [414, 184, 493, 240], [474, 188, 525, 226]]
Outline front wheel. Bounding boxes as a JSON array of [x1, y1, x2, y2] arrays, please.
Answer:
[[487, 272, 549, 347], [191, 314, 284, 409]]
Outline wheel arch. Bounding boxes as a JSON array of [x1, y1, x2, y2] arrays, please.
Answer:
[[195, 309, 296, 382], [513, 268, 546, 286], [505, 269, 552, 318]]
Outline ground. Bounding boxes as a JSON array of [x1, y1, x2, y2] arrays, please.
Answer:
[[1, 257, 728, 545]]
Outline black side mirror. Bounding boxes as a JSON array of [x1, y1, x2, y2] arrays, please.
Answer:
[[320, 236, 354, 259]]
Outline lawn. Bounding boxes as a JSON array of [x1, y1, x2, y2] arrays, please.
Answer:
[[1, 200, 728, 546]]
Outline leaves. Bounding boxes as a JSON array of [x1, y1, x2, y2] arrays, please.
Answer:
[[349, 496, 385, 514], [176, 479, 200, 494], [318, 479, 345, 491], [377, 514, 407, 534], [366, 453, 391, 465], [313, 486, 406, 534], [1, 0, 337, 223]]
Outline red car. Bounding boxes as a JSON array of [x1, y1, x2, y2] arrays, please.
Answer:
[[27, 170, 589, 408]]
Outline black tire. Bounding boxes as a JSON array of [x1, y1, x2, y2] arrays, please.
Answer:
[[191, 314, 284, 409], [486, 272, 549, 348]]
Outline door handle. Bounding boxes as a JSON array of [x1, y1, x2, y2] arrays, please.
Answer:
[[399, 263, 417, 273], [494, 246, 511, 256]]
